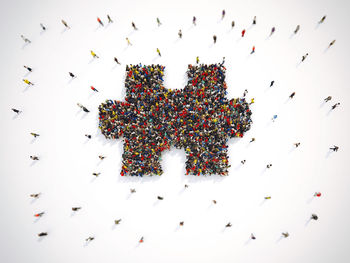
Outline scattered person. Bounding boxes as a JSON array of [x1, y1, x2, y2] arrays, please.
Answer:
[[225, 222, 232, 227], [282, 232, 289, 238], [331, 103, 340, 110], [250, 138, 255, 143], [193, 16, 196, 26], [294, 142, 300, 147], [311, 214, 318, 220], [132, 22, 138, 30], [98, 155, 105, 160], [30, 133, 40, 137], [130, 189, 136, 193], [241, 160, 246, 164], [294, 25, 300, 34], [213, 200, 217, 204], [196, 56, 199, 64], [12, 108, 21, 114], [114, 57, 121, 64], [250, 98, 255, 105], [92, 172, 100, 177], [126, 37, 132, 46], [242, 29, 246, 37], [221, 10, 225, 20], [115, 219, 122, 224], [270, 27, 275, 36], [85, 134, 92, 139], [107, 15, 113, 23], [23, 79, 34, 85], [157, 17, 161, 26], [314, 192, 322, 197], [91, 50, 99, 58], [272, 115, 278, 122], [319, 16, 326, 24], [38, 232, 48, 237], [179, 221, 184, 226], [178, 29, 182, 39], [34, 212, 45, 217], [91, 86, 98, 92], [40, 23, 46, 30], [69, 72, 76, 78], [270, 80, 275, 87], [231, 21, 235, 28], [251, 233, 256, 240], [21, 35, 31, 43], [252, 16, 256, 25], [77, 103, 89, 112], [139, 237, 144, 243], [264, 196, 271, 199], [289, 92, 296, 99], [157, 196, 164, 200], [156, 48, 161, 56], [24, 65, 32, 72], [243, 89, 248, 97], [324, 96, 332, 102], [184, 184, 189, 188], [86, 237, 94, 242], [328, 40, 336, 48], [251, 46, 255, 54], [72, 207, 81, 211], [301, 53, 309, 62], [266, 164, 272, 168], [30, 156, 39, 160], [61, 19, 70, 29], [97, 17, 104, 27], [30, 193, 41, 198], [329, 145, 339, 152], [213, 35, 217, 44]]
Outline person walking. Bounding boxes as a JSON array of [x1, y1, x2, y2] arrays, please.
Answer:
[[225, 222, 232, 228], [85, 134, 91, 139], [21, 35, 31, 43], [251, 233, 256, 239], [242, 29, 246, 37], [107, 15, 113, 23], [324, 96, 332, 102], [179, 221, 184, 226], [115, 219, 122, 224], [126, 37, 132, 46], [92, 172, 101, 177], [77, 103, 89, 112], [289, 92, 296, 99], [30, 132, 40, 137], [270, 27, 275, 36], [40, 23, 46, 30], [157, 196, 164, 200], [213, 35, 217, 44], [156, 48, 161, 56], [193, 16, 197, 26], [157, 17, 161, 26], [328, 40, 336, 48], [329, 145, 339, 152], [314, 192, 321, 197], [270, 80, 275, 87], [266, 164, 272, 168], [319, 16, 326, 24], [91, 86, 98, 92], [196, 56, 199, 64], [91, 50, 99, 58], [86, 237, 94, 242], [72, 207, 81, 211], [34, 212, 45, 217], [231, 21, 235, 28], [132, 22, 138, 30], [294, 142, 301, 147], [301, 53, 309, 62], [178, 29, 182, 39], [139, 237, 144, 243], [24, 65, 32, 72], [38, 232, 48, 237], [311, 214, 318, 220], [98, 155, 105, 160], [252, 16, 256, 25], [30, 193, 41, 198], [331, 103, 340, 110], [272, 115, 277, 122], [12, 108, 21, 114], [250, 138, 255, 143], [221, 10, 226, 20], [251, 46, 255, 54], [294, 25, 300, 34], [30, 156, 39, 160], [114, 57, 121, 64], [282, 232, 289, 238], [23, 79, 34, 85], [69, 72, 76, 78], [61, 19, 70, 29], [97, 17, 104, 27]]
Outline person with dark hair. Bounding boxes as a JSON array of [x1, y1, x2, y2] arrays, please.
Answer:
[[114, 57, 121, 64], [311, 214, 318, 220], [331, 103, 340, 110], [301, 53, 308, 62], [24, 65, 32, 72], [193, 16, 197, 26], [289, 92, 296, 99], [329, 145, 339, 152], [132, 22, 138, 30], [319, 16, 326, 24], [252, 16, 256, 25], [294, 25, 300, 34], [61, 19, 70, 29], [225, 222, 232, 227], [270, 80, 275, 87], [213, 35, 217, 44], [30, 156, 39, 160], [97, 17, 104, 27], [107, 15, 113, 23], [38, 232, 48, 237], [72, 207, 81, 211], [12, 108, 21, 114], [324, 96, 332, 102]]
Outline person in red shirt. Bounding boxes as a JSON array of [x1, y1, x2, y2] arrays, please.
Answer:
[[97, 17, 104, 26], [242, 29, 246, 37], [91, 86, 98, 92]]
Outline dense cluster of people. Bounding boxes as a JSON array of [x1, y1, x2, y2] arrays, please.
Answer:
[[99, 63, 252, 176]]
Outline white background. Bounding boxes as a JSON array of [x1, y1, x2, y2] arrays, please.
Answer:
[[0, 0, 349, 262]]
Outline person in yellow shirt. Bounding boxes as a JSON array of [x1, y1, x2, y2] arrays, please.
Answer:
[[91, 50, 99, 58], [23, 79, 34, 85], [156, 48, 161, 57]]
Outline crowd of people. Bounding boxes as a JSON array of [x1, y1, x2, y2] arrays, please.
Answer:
[[99, 63, 252, 176]]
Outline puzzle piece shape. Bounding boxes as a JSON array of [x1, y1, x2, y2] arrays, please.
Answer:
[[99, 64, 252, 176]]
